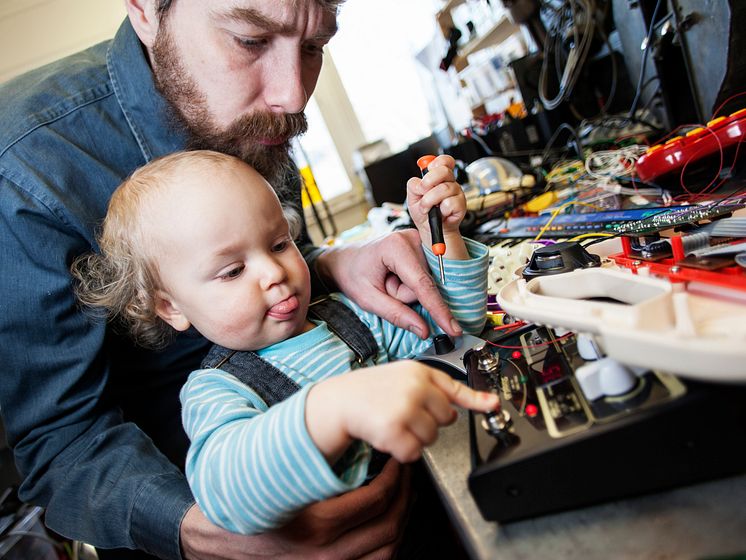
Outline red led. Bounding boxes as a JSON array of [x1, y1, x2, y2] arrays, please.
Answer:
[[511, 350, 522, 360], [525, 404, 539, 417]]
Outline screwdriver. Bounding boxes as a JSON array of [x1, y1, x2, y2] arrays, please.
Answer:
[[416, 155, 446, 284]]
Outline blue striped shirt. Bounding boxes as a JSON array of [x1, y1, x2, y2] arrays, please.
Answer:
[[180, 238, 489, 534]]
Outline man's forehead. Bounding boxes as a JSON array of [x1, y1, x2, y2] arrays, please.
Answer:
[[218, 0, 338, 36]]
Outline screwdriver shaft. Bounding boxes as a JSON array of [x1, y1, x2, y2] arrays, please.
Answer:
[[418, 155, 447, 285]]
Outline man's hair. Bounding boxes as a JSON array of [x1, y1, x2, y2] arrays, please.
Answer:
[[155, 0, 346, 20], [71, 150, 302, 349]]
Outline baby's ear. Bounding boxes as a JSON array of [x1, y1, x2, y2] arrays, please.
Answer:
[[154, 290, 191, 332]]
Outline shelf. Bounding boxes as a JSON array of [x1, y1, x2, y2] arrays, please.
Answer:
[[452, 15, 521, 72]]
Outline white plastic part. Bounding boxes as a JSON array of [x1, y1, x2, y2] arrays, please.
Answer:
[[488, 241, 543, 295], [575, 333, 603, 360], [575, 357, 638, 400], [497, 264, 746, 382], [465, 157, 527, 193]]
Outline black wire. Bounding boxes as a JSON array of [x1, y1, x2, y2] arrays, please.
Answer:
[[470, 133, 495, 157], [627, 0, 665, 118], [540, 123, 583, 166], [599, 29, 618, 114], [580, 113, 664, 136]]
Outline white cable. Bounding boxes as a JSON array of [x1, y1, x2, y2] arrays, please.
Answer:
[[584, 145, 648, 178]]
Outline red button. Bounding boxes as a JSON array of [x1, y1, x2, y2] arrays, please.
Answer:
[[525, 404, 539, 417], [511, 350, 522, 360]]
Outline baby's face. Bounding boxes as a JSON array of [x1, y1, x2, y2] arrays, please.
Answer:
[[150, 159, 312, 351]]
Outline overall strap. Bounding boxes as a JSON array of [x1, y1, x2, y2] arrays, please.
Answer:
[[308, 297, 379, 365], [200, 344, 301, 406], [199, 297, 378, 406]]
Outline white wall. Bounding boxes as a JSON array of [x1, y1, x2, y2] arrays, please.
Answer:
[[0, 0, 126, 84]]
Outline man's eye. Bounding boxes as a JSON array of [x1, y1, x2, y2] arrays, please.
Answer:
[[220, 265, 245, 280], [272, 240, 288, 252], [236, 37, 267, 51], [303, 43, 325, 56]]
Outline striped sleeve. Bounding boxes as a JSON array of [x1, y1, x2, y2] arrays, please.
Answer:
[[180, 369, 368, 535], [423, 237, 489, 335], [336, 237, 489, 360]]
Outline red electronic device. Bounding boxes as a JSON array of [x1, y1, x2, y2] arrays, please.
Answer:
[[609, 234, 746, 293], [635, 108, 746, 182]]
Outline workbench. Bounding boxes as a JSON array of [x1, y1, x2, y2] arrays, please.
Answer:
[[423, 410, 746, 560]]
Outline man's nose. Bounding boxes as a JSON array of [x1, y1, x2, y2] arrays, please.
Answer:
[[263, 48, 309, 114]]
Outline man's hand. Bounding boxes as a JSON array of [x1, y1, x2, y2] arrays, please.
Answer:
[[315, 229, 462, 339], [180, 458, 411, 560]]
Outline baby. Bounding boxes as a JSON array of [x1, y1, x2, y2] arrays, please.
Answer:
[[72, 149, 497, 535]]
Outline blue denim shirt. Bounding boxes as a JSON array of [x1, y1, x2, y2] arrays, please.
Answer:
[[0, 18, 319, 560]]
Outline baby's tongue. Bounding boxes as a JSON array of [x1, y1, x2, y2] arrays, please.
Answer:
[[269, 295, 298, 315]]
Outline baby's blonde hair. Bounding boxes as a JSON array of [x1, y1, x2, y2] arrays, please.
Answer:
[[71, 150, 302, 348]]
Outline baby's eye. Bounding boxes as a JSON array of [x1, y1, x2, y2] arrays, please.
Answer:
[[220, 265, 245, 280], [272, 240, 288, 253]]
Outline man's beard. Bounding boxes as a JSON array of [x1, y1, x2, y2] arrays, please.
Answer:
[[151, 25, 308, 187]]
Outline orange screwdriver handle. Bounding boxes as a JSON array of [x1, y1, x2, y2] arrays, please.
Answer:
[[416, 155, 446, 256]]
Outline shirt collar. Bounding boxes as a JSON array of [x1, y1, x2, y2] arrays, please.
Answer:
[[106, 18, 189, 162]]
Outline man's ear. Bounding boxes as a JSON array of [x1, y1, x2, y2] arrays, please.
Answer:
[[124, 0, 160, 49], [155, 290, 191, 332]]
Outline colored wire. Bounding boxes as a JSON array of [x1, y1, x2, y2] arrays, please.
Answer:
[[711, 90, 746, 119], [546, 159, 586, 185], [486, 332, 573, 350], [569, 232, 613, 242], [492, 321, 527, 332], [678, 125, 726, 196], [533, 200, 603, 241]]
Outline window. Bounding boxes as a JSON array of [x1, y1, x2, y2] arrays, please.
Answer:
[[294, 98, 351, 201], [329, 0, 444, 153]]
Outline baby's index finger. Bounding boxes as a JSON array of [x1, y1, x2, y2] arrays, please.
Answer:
[[429, 370, 500, 412]]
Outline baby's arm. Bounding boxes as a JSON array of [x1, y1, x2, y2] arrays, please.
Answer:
[[181, 370, 368, 535], [305, 360, 498, 465], [406, 154, 469, 260]]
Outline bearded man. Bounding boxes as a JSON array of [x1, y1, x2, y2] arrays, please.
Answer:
[[0, 1, 462, 559]]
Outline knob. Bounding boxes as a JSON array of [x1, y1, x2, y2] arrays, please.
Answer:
[[522, 241, 601, 280], [575, 357, 638, 401], [481, 408, 512, 435], [433, 334, 455, 355], [481, 405, 516, 446], [576, 333, 603, 361]]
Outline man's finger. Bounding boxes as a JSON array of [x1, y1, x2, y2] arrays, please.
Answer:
[[381, 230, 459, 337], [360, 282, 432, 339], [325, 460, 411, 560], [383, 273, 416, 304]]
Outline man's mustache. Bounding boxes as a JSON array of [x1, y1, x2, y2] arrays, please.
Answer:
[[227, 111, 308, 140]]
